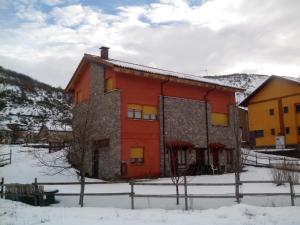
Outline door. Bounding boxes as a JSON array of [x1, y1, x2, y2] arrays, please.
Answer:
[[92, 149, 99, 178], [212, 148, 219, 167]]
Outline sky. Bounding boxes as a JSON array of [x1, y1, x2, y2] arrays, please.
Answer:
[[0, 0, 299, 87]]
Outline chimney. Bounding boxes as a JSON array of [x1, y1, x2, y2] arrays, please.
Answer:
[[100, 46, 109, 59]]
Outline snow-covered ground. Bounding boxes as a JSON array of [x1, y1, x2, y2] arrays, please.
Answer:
[[1, 145, 300, 210], [1, 199, 300, 225]]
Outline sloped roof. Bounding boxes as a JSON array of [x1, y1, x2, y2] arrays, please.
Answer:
[[66, 54, 243, 92], [239, 75, 300, 107]]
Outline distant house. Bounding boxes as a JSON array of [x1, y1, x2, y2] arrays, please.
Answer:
[[0, 125, 13, 144], [66, 46, 243, 179], [240, 75, 300, 149], [37, 125, 73, 152]]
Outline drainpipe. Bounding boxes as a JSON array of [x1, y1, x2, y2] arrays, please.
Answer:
[[161, 77, 170, 176], [203, 85, 217, 165]]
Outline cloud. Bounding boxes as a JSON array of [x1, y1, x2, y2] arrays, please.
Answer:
[[0, 0, 299, 87]]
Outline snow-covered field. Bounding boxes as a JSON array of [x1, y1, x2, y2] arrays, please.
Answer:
[[1, 145, 300, 210], [1, 199, 300, 225]]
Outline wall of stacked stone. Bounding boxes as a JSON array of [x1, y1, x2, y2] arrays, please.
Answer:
[[71, 63, 121, 179], [159, 96, 239, 176]]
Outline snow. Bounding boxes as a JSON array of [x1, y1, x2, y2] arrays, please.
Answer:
[[1, 145, 300, 210], [90, 55, 240, 90], [1, 199, 300, 225]]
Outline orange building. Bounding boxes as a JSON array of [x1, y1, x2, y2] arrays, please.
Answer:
[[240, 76, 300, 149], [66, 47, 242, 179]]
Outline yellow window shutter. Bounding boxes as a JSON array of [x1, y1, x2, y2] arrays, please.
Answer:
[[105, 78, 113, 92], [131, 147, 143, 158], [211, 113, 228, 126], [143, 106, 158, 115], [128, 104, 142, 110]]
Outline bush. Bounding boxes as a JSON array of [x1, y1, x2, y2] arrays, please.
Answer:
[[271, 161, 299, 185]]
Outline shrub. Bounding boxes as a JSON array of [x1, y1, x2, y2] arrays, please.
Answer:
[[271, 161, 299, 185]]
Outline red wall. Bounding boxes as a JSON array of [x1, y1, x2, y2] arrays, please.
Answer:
[[116, 71, 236, 178], [73, 64, 91, 103]]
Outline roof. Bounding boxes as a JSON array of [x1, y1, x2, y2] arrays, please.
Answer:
[[239, 75, 300, 107], [66, 54, 244, 92]]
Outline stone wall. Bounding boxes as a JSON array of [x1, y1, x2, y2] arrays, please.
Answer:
[[71, 63, 121, 179], [159, 96, 239, 176]]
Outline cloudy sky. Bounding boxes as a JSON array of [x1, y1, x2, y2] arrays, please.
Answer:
[[0, 0, 299, 87]]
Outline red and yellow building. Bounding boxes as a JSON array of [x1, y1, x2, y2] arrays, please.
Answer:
[[66, 47, 242, 179]]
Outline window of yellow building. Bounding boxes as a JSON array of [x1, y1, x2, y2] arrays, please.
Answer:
[[283, 106, 288, 114], [104, 78, 113, 92], [296, 104, 300, 113], [211, 113, 228, 126], [130, 147, 144, 163], [271, 128, 275, 136], [285, 127, 290, 134], [269, 109, 274, 116], [128, 104, 142, 119], [254, 130, 264, 138], [143, 105, 158, 120]]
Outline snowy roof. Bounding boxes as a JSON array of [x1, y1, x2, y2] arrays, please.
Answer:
[[44, 122, 72, 132], [240, 75, 300, 106], [66, 54, 243, 91]]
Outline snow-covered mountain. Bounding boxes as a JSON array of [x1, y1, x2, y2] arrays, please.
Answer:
[[0, 66, 71, 131], [205, 74, 269, 103]]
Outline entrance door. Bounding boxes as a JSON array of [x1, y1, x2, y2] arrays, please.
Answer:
[[92, 149, 99, 178], [212, 148, 219, 167]]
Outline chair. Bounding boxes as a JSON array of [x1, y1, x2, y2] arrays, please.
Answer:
[[210, 164, 218, 175]]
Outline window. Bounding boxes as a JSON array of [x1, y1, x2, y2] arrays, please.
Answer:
[[130, 147, 144, 163], [128, 104, 158, 120], [104, 78, 113, 92], [211, 113, 228, 126], [76, 91, 83, 104], [143, 105, 158, 120], [128, 104, 142, 119], [177, 150, 187, 168], [254, 130, 264, 138], [283, 106, 288, 113], [285, 127, 290, 134], [269, 109, 274, 115], [296, 105, 300, 113], [271, 129, 275, 135]]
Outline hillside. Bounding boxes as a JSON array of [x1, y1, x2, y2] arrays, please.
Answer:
[[205, 74, 268, 103], [0, 66, 71, 131]]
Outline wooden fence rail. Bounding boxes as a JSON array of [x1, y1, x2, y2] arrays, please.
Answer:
[[0, 177, 299, 210], [0, 150, 12, 166]]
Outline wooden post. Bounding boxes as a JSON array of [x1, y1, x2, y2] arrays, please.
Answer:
[[268, 158, 271, 166], [9, 149, 12, 164], [235, 173, 240, 204], [34, 178, 38, 206], [130, 180, 135, 210], [184, 175, 188, 210], [289, 180, 295, 206], [0, 177, 4, 199], [255, 154, 257, 166]]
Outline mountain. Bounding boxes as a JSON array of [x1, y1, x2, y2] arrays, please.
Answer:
[[0, 66, 71, 131], [204, 74, 269, 103]]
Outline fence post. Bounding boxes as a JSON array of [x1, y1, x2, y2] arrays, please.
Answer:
[[184, 175, 188, 211], [34, 177, 38, 206], [289, 179, 295, 206], [9, 149, 12, 164], [130, 180, 135, 210], [255, 153, 257, 166], [1, 177, 4, 199], [268, 158, 270, 166], [235, 173, 240, 204]]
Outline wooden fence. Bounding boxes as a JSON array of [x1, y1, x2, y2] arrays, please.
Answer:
[[242, 151, 300, 168], [1, 176, 299, 210], [0, 150, 12, 167]]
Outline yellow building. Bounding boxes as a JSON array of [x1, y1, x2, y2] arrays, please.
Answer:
[[240, 75, 300, 149]]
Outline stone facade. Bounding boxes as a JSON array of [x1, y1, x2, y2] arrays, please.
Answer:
[[71, 63, 121, 179], [160, 96, 239, 176]]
